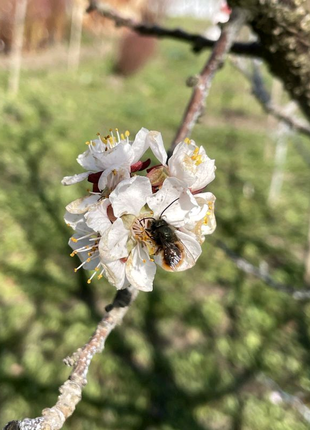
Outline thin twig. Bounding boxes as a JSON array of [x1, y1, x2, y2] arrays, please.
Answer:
[[169, 9, 248, 153], [232, 58, 310, 139], [217, 240, 310, 300], [3, 287, 138, 430], [86, 1, 261, 57]]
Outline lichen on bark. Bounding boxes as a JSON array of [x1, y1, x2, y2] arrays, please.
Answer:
[[228, 0, 310, 121]]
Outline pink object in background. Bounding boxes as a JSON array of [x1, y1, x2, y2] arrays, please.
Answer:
[[115, 29, 158, 76]]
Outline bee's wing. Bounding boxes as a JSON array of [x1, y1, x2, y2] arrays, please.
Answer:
[[155, 230, 202, 272], [161, 239, 184, 271]]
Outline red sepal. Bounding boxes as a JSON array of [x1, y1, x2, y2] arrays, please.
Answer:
[[88, 171, 102, 192], [131, 158, 151, 173], [191, 187, 205, 195], [88, 172, 102, 183]]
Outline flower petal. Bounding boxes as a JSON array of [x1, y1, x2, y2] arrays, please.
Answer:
[[77, 142, 104, 171], [66, 194, 100, 214], [99, 142, 134, 170], [99, 218, 129, 262], [64, 211, 87, 232], [126, 245, 156, 291], [98, 166, 130, 191], [61, 172, 90, 186], [168, 141, 196, 187], [130, 127, 149, 163], [168, 140, 216, 191], [146, 131, 168, 166], [109, 176, 152, 218], [195, 192, 217, 236], [191, 156, 216, 191], [103, 260, 129, 290], [85, 199, 112, 234], [147, 177, 198, 227]]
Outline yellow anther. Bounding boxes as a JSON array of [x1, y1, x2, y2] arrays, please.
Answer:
[[112, 169, 117, 176], [86, 258, 91, 263], [195, 155, 203, 165], [121, 133, 125, 140], [95, 267, 99, 271], [184, 137, 191, 144], [143, 259, 146, 263], [98, 274, 103, 280], [150, 258, 154, 262], [85, 141, 90, 145], [74, 268, 78, 273], [71, 237, 78, 243], [102, 138, 107, 144], [70, 252, 76, 257], [125, 130, 130, 137], [115, 128, 118, 131], [97, 132, 100, 136], [88, 252, 92, 256], [109, 128, 113, 132], [193, 147, 199, 155], [87, 279, 92, 284], [109, 137, 114, 144]]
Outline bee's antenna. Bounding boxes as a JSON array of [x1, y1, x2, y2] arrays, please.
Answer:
[[160, 197, 180, 218]]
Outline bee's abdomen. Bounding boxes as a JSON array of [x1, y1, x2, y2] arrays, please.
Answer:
[[163, 243, 182, 268]]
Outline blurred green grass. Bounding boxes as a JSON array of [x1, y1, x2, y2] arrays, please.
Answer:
[[1, 31, 310, 430]]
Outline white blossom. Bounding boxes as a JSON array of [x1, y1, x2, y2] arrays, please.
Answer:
[[168, 138, 216, 192], [63, 128, 217, 292], [61, 127, 167, 191], [183, 192, 216, 244], [145, 132, 216, 192]]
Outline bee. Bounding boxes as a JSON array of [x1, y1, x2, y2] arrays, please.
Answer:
[[141, 198, 191, 271], [148, 217, 185, 271]]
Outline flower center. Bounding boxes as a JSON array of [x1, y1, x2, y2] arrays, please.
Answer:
[[85, 128, 131, 152]]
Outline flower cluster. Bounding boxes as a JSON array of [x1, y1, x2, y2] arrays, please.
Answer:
[[63, 127, 216, 292]]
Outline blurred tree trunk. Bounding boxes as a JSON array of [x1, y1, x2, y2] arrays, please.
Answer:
[[228, 0, 310, 121], [67, 0, 85, 72], [9, 0, 27, 95]]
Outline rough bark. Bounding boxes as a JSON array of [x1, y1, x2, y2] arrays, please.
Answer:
[[228, 0, 310, 121]]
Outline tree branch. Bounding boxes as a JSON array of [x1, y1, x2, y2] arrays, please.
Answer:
[[232, 58, 310, 139], [86, 0, 262, 57], [3, 286, 138, 430], [228, 0, 310, 122], [169, 8, 248, 153], [217, 240, 310, 300]]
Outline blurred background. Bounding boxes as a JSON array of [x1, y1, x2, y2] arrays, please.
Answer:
[[1, 0, 310, 429]]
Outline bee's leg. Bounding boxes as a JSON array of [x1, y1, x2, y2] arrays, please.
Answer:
[[144, 228, 154, 240]]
